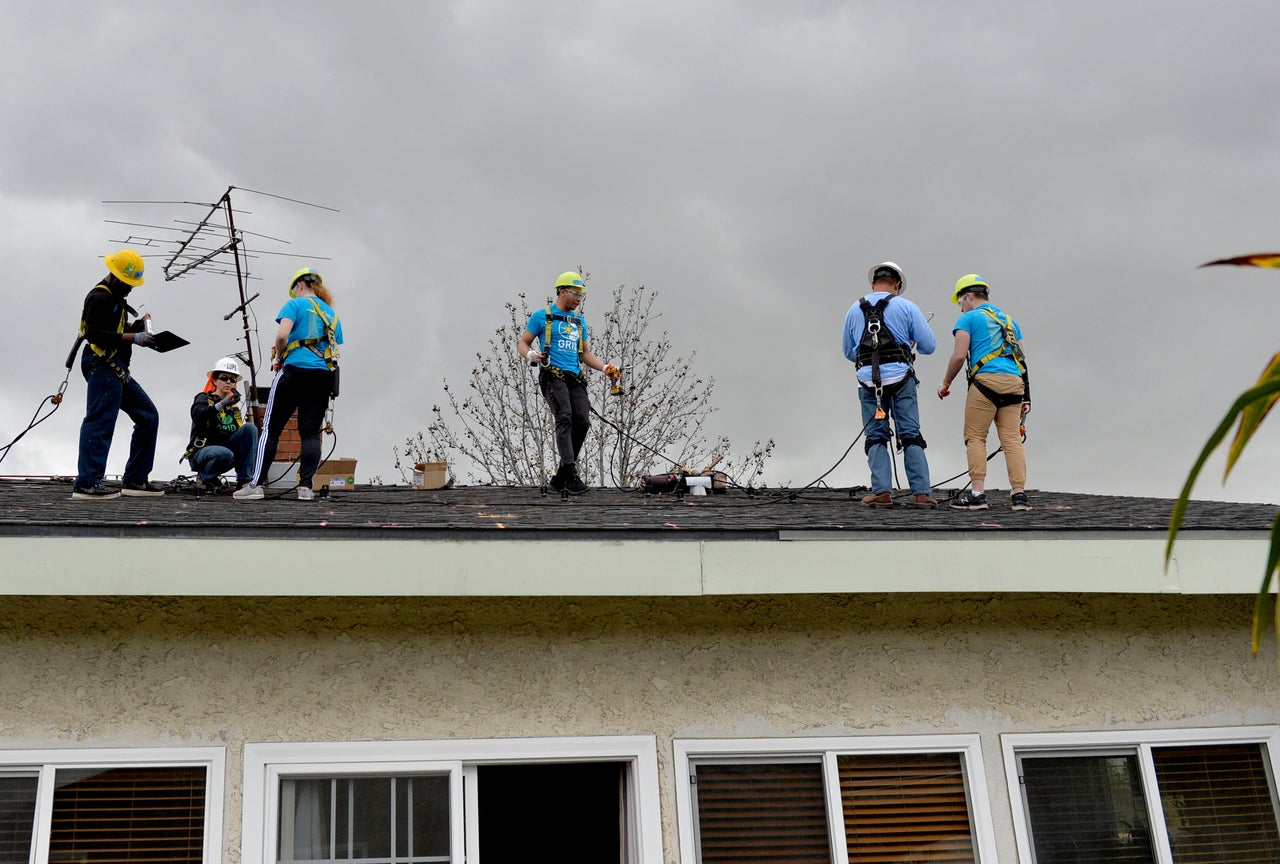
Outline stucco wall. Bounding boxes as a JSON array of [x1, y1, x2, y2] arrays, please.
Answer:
[[1, 593, 1276, 863]]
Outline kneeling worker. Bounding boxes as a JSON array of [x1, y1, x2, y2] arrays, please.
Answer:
[[517, 271, 621, 495], [938, 274, 1031, 511], [183, 357, 259, 492]]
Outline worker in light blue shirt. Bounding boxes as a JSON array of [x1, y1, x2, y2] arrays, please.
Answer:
[[842, 261, 937, 508]]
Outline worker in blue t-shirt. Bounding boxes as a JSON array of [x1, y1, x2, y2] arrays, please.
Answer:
[[235, 268, 343, 502], [517, 271, 620, 495], [938, 274, 1031, 512]]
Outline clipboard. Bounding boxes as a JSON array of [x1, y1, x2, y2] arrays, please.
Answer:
[[149, 330, 189, 353]]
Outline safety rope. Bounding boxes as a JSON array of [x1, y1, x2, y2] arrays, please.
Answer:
[[0, 368, 74, 467]]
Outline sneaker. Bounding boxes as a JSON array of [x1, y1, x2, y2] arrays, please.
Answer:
[[233, 484, 264, 501], [71, 484, 121, 500], [564, 471, 589, 495], [122, 481, 165, 497], [911, 493, 939, 508], [949, 490, 988, 510], [1010, 491, 1033, 511], [297, 487, 314, 501], [861, 491, 893, 508]]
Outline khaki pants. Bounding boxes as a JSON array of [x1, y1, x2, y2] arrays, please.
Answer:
[[964, 373, 1026, 488]]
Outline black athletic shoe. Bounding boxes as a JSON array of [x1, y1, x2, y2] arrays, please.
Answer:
[[122, 481, 166, 497], [949, 490, 988, 510], [564, 471, 589, 495], [549, 466, 568, 492], [71, 484, 121, 500], [1010, 491, 1033, 511]]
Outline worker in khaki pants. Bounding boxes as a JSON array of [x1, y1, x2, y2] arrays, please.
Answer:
[[938, 274, 1031, 512]]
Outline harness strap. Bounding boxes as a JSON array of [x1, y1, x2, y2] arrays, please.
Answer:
[[968, 306, 1026, 378], [541, 305, 585, 369], [79, 284, 127, 364], [282, 298, 340, 369], [969, 376, 1027, 409]]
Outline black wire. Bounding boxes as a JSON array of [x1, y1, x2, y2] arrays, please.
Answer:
[[0, 396, 63, 466]]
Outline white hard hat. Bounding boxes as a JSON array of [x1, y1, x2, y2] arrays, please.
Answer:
[[868, 261, 905, 291], [210, 356, 242, 380]]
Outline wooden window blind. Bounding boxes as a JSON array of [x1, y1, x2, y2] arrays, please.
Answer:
[[0, 774, 38, 863], [48, 765, 206, 863], [693, 762, 831, 863], [837, 752, 977, 864], [1151, 743, 1280, 864]]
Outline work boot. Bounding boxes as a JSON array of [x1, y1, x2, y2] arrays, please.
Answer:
[[122, 481, 166, 497], [949, 490, 988, 510], [564, 469, 589, 495], [861, 491, 893, 508], [911, 493, 939, 508], [549, 465, 569, 492], [71, 483, 121, 500]]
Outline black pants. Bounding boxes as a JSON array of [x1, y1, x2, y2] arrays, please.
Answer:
[[539, 370, 591, 468], [252, 366, 334, 488]]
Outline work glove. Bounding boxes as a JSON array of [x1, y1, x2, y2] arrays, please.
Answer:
[[217, 392, 240, 411], [526, 348, 544, 365], [937, 383, 950, 399], [603, 364, 621, 380], [134, 331, 157, 349]]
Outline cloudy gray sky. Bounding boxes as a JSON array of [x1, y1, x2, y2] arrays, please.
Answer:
[[3, 0, 1279, 503]]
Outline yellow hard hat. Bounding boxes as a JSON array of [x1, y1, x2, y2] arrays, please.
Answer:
[[554, 271, 586, 291], [289, 267, 322, 297], [104, 249, 145, 286], [952, 274, 989, 304]]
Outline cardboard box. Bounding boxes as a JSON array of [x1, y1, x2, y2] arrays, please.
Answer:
[[306, 457, 358, 491], [413, 461, 448, 490]]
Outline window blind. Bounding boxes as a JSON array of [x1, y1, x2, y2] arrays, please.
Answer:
[[0, 774, 38, 863], [48, 765, 206, 863], [837, 752, 977, 864], [694, 762, 831, 863], [1020, 754, 1155, 864], [1151, 743, 1280, 864]]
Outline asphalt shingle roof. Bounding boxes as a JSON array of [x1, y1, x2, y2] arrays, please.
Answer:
[[0, 478, 1273, 539]]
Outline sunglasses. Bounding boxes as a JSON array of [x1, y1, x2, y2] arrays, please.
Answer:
[[213, 374, 239, 383]]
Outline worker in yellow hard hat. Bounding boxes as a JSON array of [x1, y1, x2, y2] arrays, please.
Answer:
[[938, 274, 1032, 511], [517, 270, 620, 494], [72, 249, 165, 500]]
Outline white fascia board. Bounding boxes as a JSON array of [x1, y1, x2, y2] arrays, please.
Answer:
[[1, 531, 1268, 596]]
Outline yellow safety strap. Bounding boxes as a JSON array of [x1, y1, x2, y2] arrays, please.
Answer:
[[78, 284, 125, 358], [282, 298, 340, 369], [542, 305, 584, 360], [968, 306, 1026, 378]]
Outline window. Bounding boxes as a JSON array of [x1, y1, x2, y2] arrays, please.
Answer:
[[1003, 727, 1280, 864], [242, 737, 662, 864], [0, 747, 224, 864], [674, 736, 999, 864]]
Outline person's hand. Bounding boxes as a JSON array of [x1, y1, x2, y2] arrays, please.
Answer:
[[134, 330, 156, 349], [937, 382, 950, 399], [526, 348, 544, 365], [217, 392, 240, 410], [603, 363, 621, 380]]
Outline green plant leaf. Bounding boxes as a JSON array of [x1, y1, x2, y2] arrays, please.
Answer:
[[1226, 352, 1280, 479], [1165, 375, 1280, 568], [1255, 508, 1280, 655]]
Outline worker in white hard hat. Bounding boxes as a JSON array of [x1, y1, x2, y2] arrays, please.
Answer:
[[182, 357, 259, 492], [842, 261, 939, 508]]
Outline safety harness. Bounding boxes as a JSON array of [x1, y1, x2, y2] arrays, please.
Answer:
[[282, 298, 341, 370], [855, 295, 916, 417], [78, 283, 132, 382], [966, 306, 1031, 409], [539, 305, 585, 378], [180, 393, 245, 462]]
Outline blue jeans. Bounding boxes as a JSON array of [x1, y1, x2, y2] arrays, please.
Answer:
[[858, 375, 931, 494], [190, 423, 259, 483], [75, 353, 159, 488]]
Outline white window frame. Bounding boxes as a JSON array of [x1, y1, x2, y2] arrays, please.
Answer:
[[242, 736, 662, 864], [1002, 725, 1280, 864], [673, 735, 999, 864], [0, 746, 225, 864]]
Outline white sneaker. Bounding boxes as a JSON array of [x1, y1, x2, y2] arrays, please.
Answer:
[[296, 487, 314, 501], [233, 484, 264, 501]]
